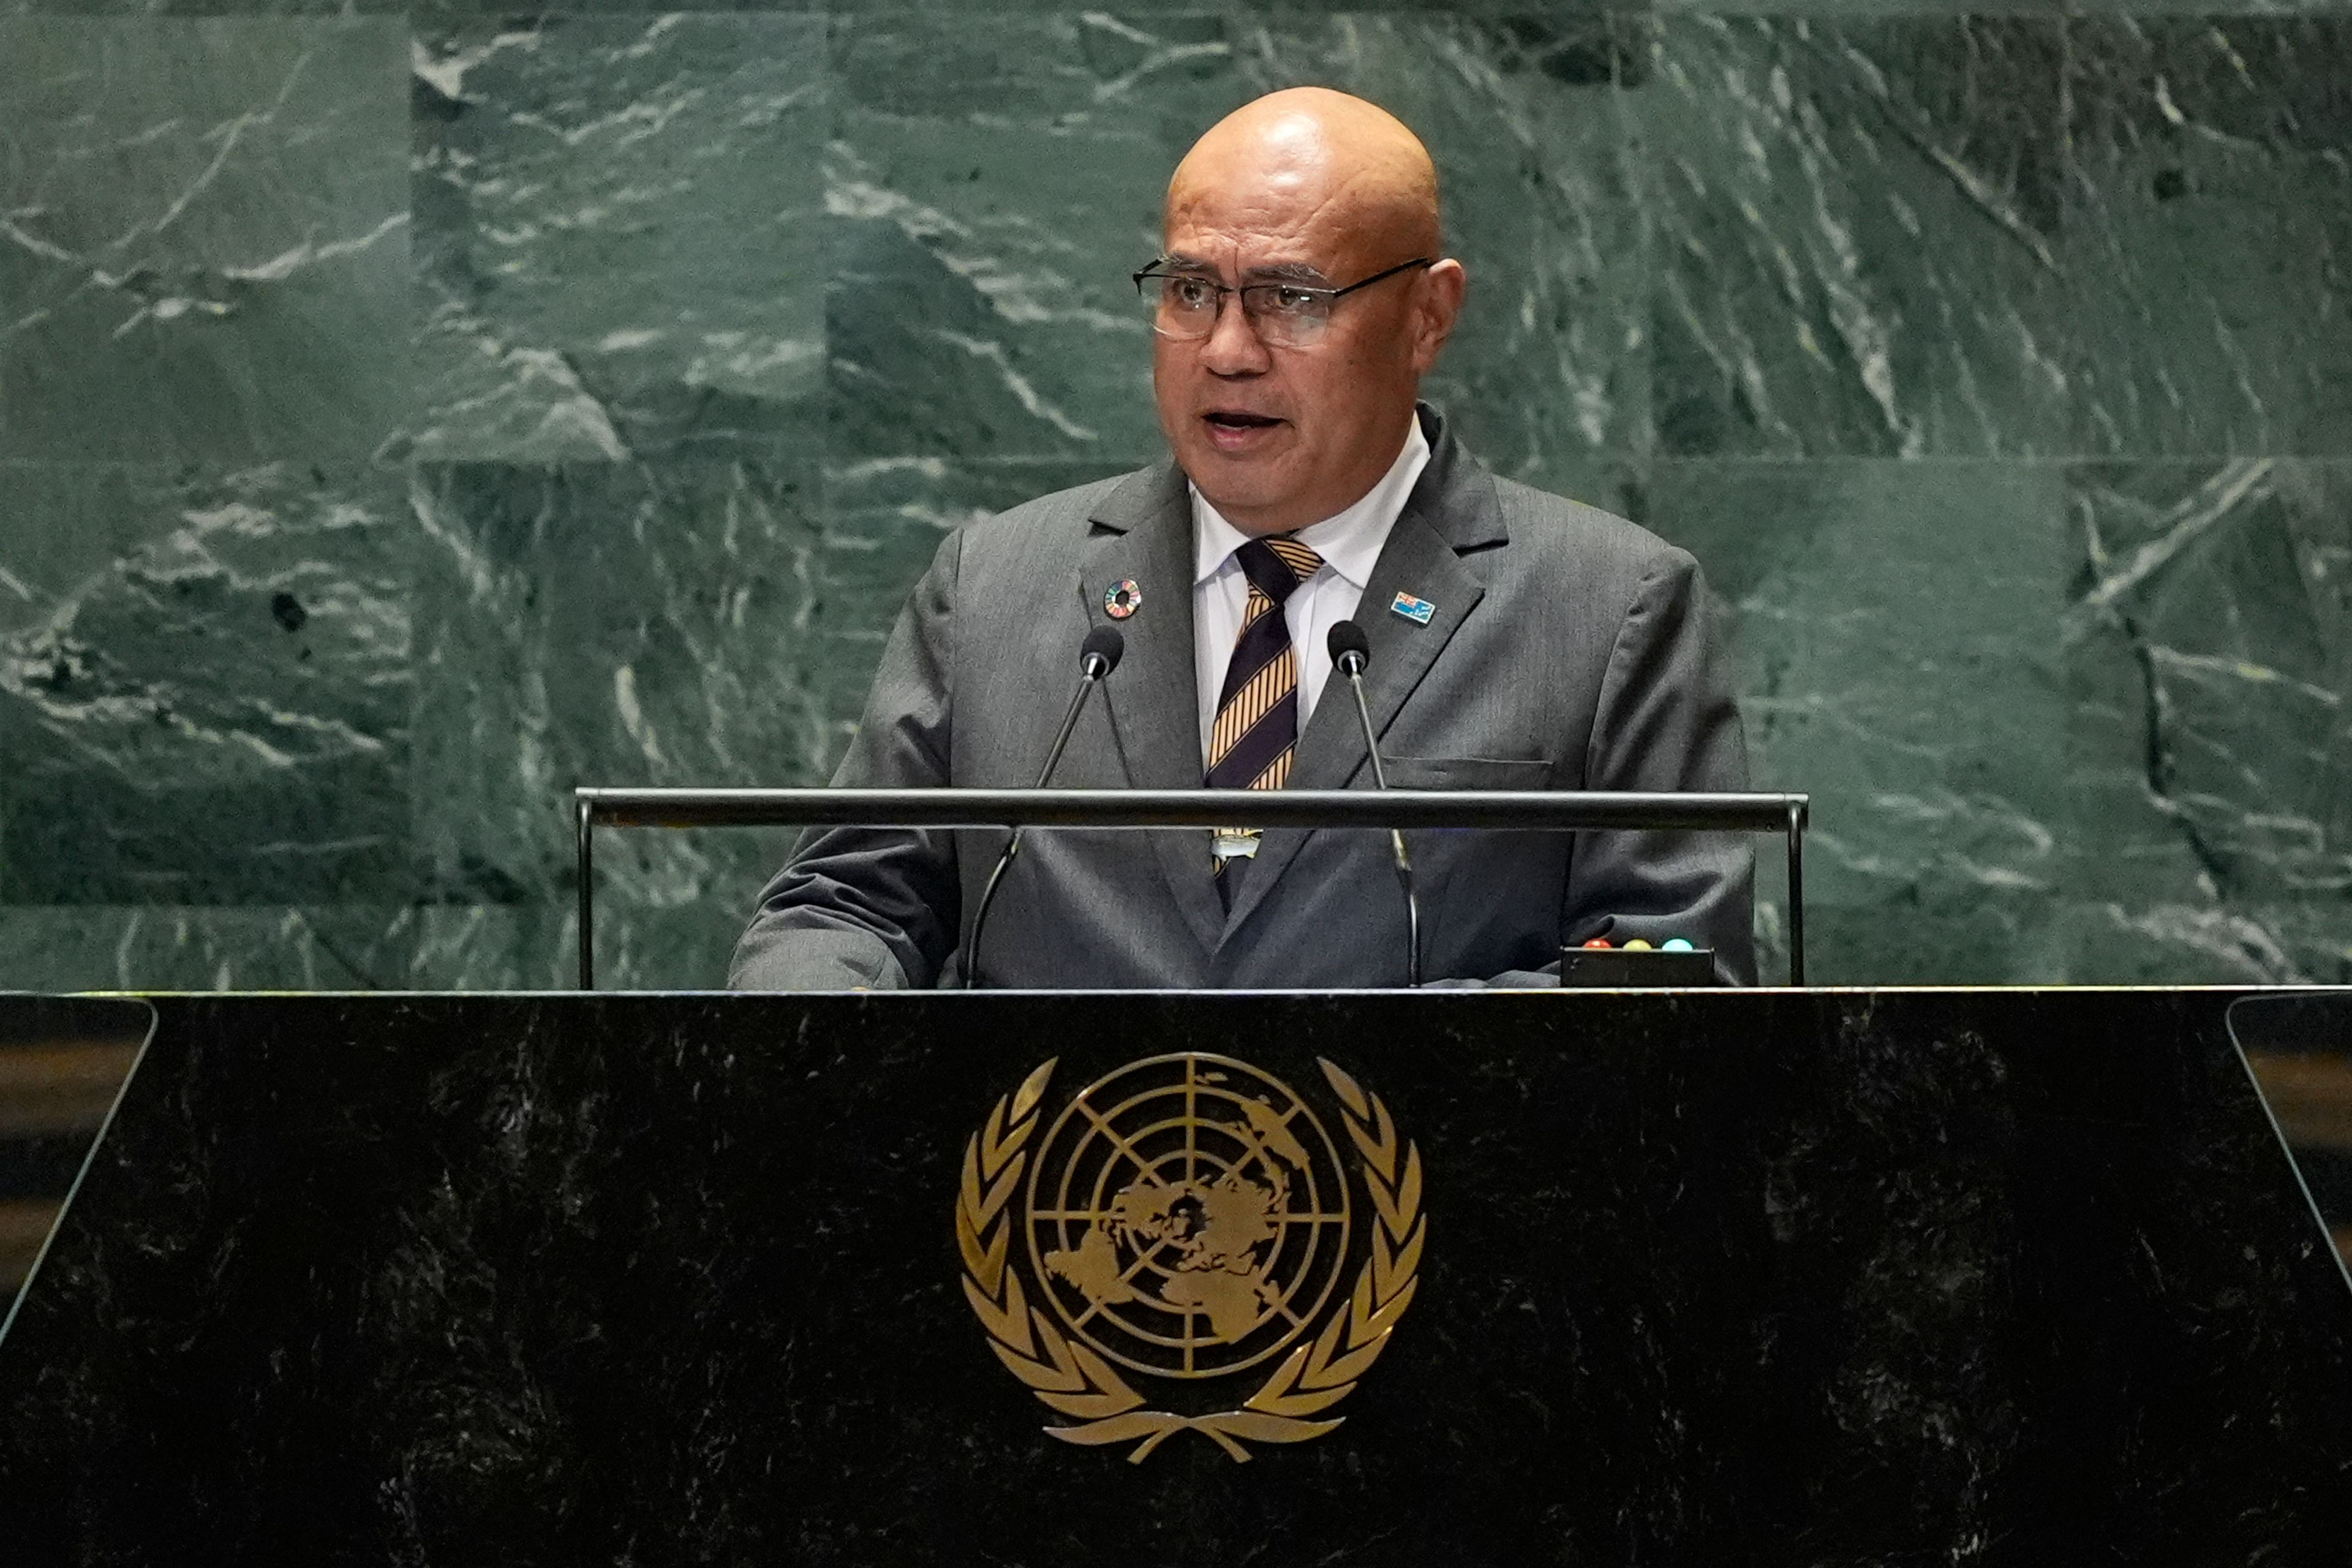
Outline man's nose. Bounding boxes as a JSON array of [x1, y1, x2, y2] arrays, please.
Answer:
[[1198, 290, 1272, 377]]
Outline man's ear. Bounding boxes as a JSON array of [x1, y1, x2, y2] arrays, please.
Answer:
[[1411, 258, 1467, 372]]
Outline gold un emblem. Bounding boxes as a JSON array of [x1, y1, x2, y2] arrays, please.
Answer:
[[956, 1052, 1425, 1462]]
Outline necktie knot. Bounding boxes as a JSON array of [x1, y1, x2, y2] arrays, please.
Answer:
[[1235, 536, 1322, 607]]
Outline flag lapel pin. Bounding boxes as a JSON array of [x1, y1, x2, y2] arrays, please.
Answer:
[[1390, 591, 1436, 625]]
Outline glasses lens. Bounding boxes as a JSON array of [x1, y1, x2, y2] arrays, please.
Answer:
[[1144, 276, 1217, 339], [1243, 285, 1330, 349]]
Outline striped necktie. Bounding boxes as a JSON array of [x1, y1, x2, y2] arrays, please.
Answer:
[[1205, 536, 1322, 888]]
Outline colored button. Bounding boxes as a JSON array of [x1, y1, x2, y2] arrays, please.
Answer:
[[1661, 938, 1695, 952], [1580, 938, 1612, 949], [1621, 939, 1654, 951]]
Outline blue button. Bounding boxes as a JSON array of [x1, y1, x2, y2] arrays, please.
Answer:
[[1661, 938, 1695, 952]]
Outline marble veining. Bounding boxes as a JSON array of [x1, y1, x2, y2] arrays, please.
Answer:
[[2063, 18, 2352, 459], [1639, 15, 2070, 458], [2064, 459, 2352, 981], [406, 15, 826, 464], [0, 461, 413, 907], [0, 20, 408, 460], [1, 10, 2348, 988]]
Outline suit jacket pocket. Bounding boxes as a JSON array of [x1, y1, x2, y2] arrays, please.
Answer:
[[1381, 755, 1553, 790]]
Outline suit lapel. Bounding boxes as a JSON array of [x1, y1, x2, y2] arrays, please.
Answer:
[[1082, 464, 1224, 953], [1291, 512, 1486, 790], [1219, 410, 1507, 944]]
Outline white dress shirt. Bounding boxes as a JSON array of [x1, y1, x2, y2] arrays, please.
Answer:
[[1191, 418, 1432, 767]]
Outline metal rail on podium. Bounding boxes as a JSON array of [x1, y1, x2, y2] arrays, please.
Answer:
[[573, 786, 1812, 989]]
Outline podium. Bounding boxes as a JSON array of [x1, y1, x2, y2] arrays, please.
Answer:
[[4, 989, 2350, 1562]]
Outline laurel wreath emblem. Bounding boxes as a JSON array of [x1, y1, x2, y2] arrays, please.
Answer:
[[956, 1055, 1424, 1463]]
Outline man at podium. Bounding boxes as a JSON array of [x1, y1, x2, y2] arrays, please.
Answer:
[[732, 88, 1753, 990]]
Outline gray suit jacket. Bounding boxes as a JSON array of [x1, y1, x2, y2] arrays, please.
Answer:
[[730, 405, 1754, 990]]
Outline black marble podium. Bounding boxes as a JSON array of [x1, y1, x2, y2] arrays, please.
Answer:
[[2, 990, 2350, 1564]]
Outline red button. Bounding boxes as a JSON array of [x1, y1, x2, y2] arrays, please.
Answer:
[[1581, 938, 1612, 949]]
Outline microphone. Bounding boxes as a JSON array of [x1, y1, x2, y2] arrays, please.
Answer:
[[967, 627, 1124, 987], [1327, 620, 1420, 987]]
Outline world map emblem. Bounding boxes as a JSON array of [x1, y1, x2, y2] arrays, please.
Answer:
[[956, 1052, 1425, 1462]]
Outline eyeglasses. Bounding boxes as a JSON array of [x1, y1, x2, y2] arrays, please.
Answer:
[[1132, 257, 1434, 349]]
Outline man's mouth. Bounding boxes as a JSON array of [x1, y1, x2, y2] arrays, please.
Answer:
[[1201, 411, 1284, 453]]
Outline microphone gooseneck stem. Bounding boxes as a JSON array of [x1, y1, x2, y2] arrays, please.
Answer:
[[1349, 669, 1391, 793], [967, 660, 1106, 988], [1344, 662, 1421, 989]]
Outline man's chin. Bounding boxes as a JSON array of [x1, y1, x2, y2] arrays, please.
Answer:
[[1189, 481, 1301, 534], [1183, 458, 1274, 505], [1180, 434, 1288, 487]]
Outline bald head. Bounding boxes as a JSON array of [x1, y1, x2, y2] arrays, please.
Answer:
[[1166, 88, 1442, 261], [1149, 88, 1465, 535]]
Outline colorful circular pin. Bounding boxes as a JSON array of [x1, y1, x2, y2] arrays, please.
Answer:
[[1104, 579, 1143, 620]]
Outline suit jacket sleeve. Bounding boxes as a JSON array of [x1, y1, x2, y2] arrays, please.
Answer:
[[728, 530, 963, 991], [1566, 548, 1757, 984]]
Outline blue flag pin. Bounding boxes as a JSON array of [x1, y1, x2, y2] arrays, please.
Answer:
[[1390, 591, 1436, 625]]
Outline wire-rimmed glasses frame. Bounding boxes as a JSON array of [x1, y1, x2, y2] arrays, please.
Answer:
[[1132, 256, 1434, 347]]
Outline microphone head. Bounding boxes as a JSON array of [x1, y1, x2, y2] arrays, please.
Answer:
[[1326, 619, 1371, 673], [1080, 625, 1125, 677]]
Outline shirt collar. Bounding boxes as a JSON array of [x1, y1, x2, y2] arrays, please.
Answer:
[[1190, 415, 1432, 589]]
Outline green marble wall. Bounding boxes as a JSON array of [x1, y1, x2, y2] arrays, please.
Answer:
[[1, 6, 2345, 989]]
